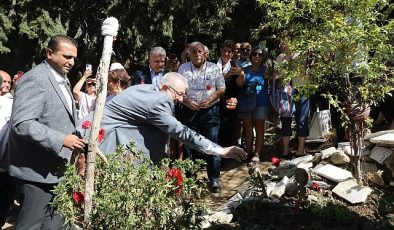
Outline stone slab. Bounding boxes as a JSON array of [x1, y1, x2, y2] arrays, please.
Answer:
[[370, 133, 394, 147], [332, 179, 372, 204], [290, 154, 313, 165], [369, 146, 393, 164], [343, 146, 370, 156], [364, 130, 394, 141], [313, 164, 353, 182], [321, 147, 338, 159]]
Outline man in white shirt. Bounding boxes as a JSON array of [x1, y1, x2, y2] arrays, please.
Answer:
[[178, 41, 226, 193]]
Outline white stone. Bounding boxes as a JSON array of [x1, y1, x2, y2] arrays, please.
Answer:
[[330, 151, 350, 165], [343, 146, 371, 156], [270, 176, 289, 198], [290, 154, 313, 165], [332, 179, 372, 204], [206, 211, 233, 224], [297, 162, 313, 170], [321, 147, 338, 159], [307, 195, 318, 202], [338, 142, 350, 150], [313, 164, 353, 182], [369, 146, 393, 164], [364, 129, 394, 141], [370, 133, 394, 147], [265, 181, 276, 196]]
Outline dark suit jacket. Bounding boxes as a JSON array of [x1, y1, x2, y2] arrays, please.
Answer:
[[8, 62, 77, 184], [132, 66, 151, 85]]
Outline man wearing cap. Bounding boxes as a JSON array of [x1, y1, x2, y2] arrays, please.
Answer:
[[132, 47, 167, 86]]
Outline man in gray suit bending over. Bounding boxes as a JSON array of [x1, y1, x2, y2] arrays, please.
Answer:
[[8, 35, 86, 229], [78, 72, 247, 164]]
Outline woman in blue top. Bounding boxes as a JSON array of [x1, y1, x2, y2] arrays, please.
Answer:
[[236, 46, 270, 162]]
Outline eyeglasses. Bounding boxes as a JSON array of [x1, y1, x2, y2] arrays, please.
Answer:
[[252, 52, 263, 57], [87, 82, 96, 87], [168, 85, 186, 98]]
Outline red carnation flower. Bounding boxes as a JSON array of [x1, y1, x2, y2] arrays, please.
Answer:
[[72, 192, 84, 205], [206, 85, 211, 91], [97, 128, 105, 143], [141, 80, 145, 84], [312, 182, 320, 191], [82, 120, 92, 129], [271, 157, 281, 167], [166, 168, 183, 194]]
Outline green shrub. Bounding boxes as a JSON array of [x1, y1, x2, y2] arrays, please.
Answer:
[[52, 142, 207, 229]]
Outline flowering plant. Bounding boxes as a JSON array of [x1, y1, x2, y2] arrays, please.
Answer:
[[52, 141, 206, 229]]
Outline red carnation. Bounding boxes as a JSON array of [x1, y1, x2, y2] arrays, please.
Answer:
[[271, 157, 281, 167], [82, 120, 92, 129], [97, 128, 105, 143], [141, 80, 145, 84], [312, 182, 320, 191], [72, 192, 84, 205], [206, 85, 211, 91], [166, 168, 183, 194]]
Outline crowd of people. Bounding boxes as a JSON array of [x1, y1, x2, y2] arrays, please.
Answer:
[[0, 34, 393, 229]]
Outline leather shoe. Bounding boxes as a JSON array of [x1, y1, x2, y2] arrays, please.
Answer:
[[211, 181, 221, 193]]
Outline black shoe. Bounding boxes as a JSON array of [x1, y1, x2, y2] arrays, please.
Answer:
[[211, 181, 221, 193]]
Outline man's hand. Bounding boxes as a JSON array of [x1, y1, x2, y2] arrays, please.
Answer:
[[183, 98, 200, 111], [219, 146, 247, 162], [63, 134, 86, 151]]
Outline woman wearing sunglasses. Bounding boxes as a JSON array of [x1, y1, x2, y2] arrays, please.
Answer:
[[236, 46, 270, 163], [73, 68, 97, 120]]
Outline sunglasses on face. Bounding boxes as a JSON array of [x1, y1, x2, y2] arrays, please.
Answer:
[[252, 52, 263, 57], [87, 82, 96, 86]]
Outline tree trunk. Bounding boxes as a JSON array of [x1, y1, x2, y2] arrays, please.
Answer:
[[84, 18, 118, 223]]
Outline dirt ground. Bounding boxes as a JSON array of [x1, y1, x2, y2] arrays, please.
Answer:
[[206, 132, 394, 230]]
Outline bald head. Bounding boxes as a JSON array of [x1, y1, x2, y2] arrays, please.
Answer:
[[0, 70, 11, 96], [159, 72, 188, 104]]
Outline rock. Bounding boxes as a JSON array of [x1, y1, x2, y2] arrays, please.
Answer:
[[369, 146, 393, 164], [338, 142, 350, 150], [271, 176, 290, 198], [361, 162, 385, 186], [208, 211, 233, 224], [370, 133, 394, 147], [313, 164, 353, 182], [364, 129, 394, 141], [330, 150, 350, 165], [265, 181, 276, 197], [290, 154, 313, 165], [268, 165, 297, 179], [343, 146, 371, 156], [384, 153, 394, 178], [307, 195, 318, 202], [321, 147, 338, 159], [312, 152, 322, 163], [332, 179, 373, 204]]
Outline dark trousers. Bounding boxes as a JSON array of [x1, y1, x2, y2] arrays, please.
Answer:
[[179, 104, 221, 182], [15, 180, 63, 230], [0, 171, 15, 228]]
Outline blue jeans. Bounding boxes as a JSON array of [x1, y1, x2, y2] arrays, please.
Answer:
[[281, 96, 310, 137], [179, 103, 221, 182]]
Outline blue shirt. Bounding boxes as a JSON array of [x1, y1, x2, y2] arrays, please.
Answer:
[[243, 66, 270, 106]]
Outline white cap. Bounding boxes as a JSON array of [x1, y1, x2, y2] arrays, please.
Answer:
[[109, 62, 125, 71]]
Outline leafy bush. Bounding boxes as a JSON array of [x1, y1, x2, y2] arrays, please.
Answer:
[[52, 142, 207, 229]]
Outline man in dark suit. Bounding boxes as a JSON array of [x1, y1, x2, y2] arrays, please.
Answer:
[[8, 35, 86, 229], [132, 46, 166, 86]]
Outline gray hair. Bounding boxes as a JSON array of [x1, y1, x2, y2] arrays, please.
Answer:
[[149, 46, 166, 57], [158, 72, 188, 89]]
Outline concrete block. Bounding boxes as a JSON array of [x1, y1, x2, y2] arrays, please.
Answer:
[[369, 146, 393, 164]]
